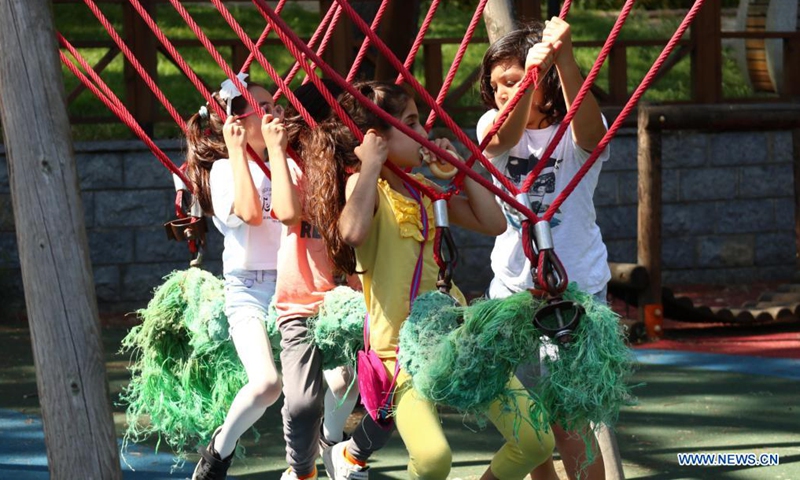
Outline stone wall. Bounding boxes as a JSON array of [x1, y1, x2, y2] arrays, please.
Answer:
[[0, 129, 795, 313]]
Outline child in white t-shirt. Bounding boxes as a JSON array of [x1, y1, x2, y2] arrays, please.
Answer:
[[185, 76, 291, 480], [477, 19, 613, 480]]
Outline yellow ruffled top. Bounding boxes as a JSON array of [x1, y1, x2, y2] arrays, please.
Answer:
[[376, 175, 435, 243]]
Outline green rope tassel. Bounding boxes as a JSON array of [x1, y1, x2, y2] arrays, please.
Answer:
[[120, 269, 365, 457]]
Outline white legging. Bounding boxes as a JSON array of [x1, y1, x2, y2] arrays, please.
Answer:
[[214, 312, 282, 458]]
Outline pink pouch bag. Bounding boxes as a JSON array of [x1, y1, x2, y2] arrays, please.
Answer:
[[357, 315, 399, 430]]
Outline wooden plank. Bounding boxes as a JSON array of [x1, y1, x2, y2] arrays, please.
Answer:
[[423, 43, 443, 97], [66, 47, 119, 104], [123, 0, 157, 135], [690, 0, 722, 103], [0, 0, 122, 477], [637, 105, 663, 339], [794, 128, 800, 271], [375, 0, 420, 81], [608, 44, 627, 104], [782, 33, 800, 100], [513, 0, 541, 21], [638, 103, 800, 131]]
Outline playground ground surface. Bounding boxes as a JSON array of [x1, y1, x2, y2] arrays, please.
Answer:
[[1, 285, 799, 479]]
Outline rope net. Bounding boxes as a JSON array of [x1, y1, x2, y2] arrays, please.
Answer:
[[59, 0, 705, 291]]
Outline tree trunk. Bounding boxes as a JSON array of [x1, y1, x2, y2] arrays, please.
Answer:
[[0, 0, 122, 478], [374, 0, 421, 81], [484, 0, 516, 44]]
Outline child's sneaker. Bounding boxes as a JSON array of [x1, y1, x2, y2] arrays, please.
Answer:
[[318, 424, 350, 457], [322, 441, 369, 480], [280, 467, 318, 480], [192, 428, 233, 480]]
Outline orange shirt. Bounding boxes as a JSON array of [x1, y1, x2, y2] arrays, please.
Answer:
[[273, 158, 360, 324]]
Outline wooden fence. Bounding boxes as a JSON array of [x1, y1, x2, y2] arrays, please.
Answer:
[[56, 0, 800, 133]]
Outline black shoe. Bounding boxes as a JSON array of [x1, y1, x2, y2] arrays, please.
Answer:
[[192, 428, 233, 480]]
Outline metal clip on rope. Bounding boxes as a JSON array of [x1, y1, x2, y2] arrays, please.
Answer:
[[433, 199, 458, 294], [533, 220, 568, 295]]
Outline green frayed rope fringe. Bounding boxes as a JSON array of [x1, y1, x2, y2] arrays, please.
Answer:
[[120, 269, 365, 457], [398, 284, 635, 433]]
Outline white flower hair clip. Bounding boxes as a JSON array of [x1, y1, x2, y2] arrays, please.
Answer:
[[219, 72, 249, 116], [197, 105, 209, 119]]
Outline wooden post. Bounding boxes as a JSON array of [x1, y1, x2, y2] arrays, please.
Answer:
[[423, 42, 443, 97], [484, 0, 515, 44], [232, 42, 249, 73], [375, 0, 420, 81], [637, 105, 664, 340], [123, 0, 157, 135], [782, 32, 800, 100], [608, 44, 628, 104], [0, 0, 122, 478], [320, 0, 353, 77], [690, 0, 722, 103], [793, 128, 800, 272], [513, 0, 542, 22]]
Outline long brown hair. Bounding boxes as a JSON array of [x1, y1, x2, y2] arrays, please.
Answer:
[[302, 81, 410, 275], [184, 87, 257, 216], [479, 22, 566, 128]]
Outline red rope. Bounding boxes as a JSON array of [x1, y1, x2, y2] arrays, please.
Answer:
[[331, 0, 524, 201], [302, 5, 344, 85], [127, 0, 266, 178], [544, 0, 706, 221], [346, 0, 392, 83], [239, 0, 288, 73], [252, 0, 538, 214], [424, 0, 489, 130], [395, 0, 440, 85], [58, 36, 191, 188], [519, 0, 637, 194], [210, 0, 316, 127], [166, 0, 271, 178], [275, 3, 341, 99], [82, 0, 186, 133]]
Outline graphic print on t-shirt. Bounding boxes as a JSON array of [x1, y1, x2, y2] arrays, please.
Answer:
[[505, 153, 562, 228], [261, 185, 272, 219]]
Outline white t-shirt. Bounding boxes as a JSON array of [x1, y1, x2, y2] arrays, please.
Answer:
[[209, 159, 281, 273], [477, 109, 611, 296]]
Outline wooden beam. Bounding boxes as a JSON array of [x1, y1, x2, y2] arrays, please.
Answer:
[[637, 105, 663, 340], [423, 43, 443, 97], [513, 0, 541, 22], [66, 47, 119, 105], [0, 0, 122, 477], [636, 103, 800, 131], [375, 0, 420, 81], [123, 0, 157, 135], [608, 44, 627, 104], [690, 0, 722, 103], [794, 128, 800, 272]]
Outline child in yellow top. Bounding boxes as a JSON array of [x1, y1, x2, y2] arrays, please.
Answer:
[[303, 81, 555, 480]]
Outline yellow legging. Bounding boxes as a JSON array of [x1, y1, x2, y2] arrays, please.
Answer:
[[389, 362, 555, 480]]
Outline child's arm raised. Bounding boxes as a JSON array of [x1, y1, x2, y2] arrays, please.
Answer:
[[262, 113, 301, 226], [431, 138, 506, 236], [546, 17, 606, 152], [338, 131, 387, 247], [482, 42, 559, 158], [224, 116, 263, 226]]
